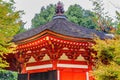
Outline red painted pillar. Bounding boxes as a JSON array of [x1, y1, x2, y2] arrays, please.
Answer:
[[21, 64, 27, 73], [52, 60, 57, 70]]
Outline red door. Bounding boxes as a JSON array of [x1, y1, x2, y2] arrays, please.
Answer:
[[60, 70, 86, 80]]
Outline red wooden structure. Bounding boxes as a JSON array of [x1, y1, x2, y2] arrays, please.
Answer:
[[5, 2, 109, 80]]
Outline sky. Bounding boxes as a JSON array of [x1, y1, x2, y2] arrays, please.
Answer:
[[12, 0, 120, 29]]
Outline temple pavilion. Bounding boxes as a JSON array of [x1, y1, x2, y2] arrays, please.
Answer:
[[5, 2, 110, 80]]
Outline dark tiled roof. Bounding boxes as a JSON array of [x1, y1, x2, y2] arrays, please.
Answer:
[[13, 15, 107, 42]]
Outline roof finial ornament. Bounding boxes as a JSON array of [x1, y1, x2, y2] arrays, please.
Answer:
[[55, 1, 64, 15]]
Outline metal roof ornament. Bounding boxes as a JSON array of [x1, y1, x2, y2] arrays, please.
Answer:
[[55, 1, 64, 15]]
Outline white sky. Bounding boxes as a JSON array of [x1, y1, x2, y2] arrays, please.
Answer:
[[13, 0, 120, 29]]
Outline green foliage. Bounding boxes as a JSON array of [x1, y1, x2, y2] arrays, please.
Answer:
[[65, 4, 97, 29], [65, 4, 83, 24], [93, 62, 120, 80], [31, 4, 55, 28], [90, 0, 115, 33], [92, 36, 120, 80], [116, 11, 120, 21], [0, 0, 23, 68], [90, 0, 105, 15], [17, 22, 26, 34], [31, 4, 97, 29], [116, 11, 120, 34], [0, 69, 17, 80]]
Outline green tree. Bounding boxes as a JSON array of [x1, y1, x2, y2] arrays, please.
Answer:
[[0, 70, 17, 80], [65, 4, 83, 25], [90, 0, 115, 33], [115, 11, 120, 34], [66, 4, 97, 29], [31, 4, 97, 29], [0, 0, 23, 68], [31, 4, 55, 28], [92, 36, 120, 80], [17, 22, 26, 34]]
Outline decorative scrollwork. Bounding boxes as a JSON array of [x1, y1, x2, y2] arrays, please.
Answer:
[[15, 51, 32, 73], [33, 53, 45, 61], [65, 51, 79, 59], [15, 51, 31, 63]]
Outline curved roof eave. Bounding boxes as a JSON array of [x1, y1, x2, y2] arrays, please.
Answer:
[[13, 16, 107, 42]]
